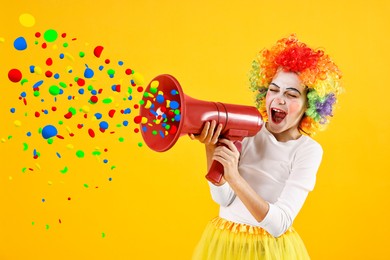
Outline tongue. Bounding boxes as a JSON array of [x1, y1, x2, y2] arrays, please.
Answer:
[[273, 111, 286, 123]]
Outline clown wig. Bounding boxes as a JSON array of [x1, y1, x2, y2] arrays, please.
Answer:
[[249, 35, 343, 136]]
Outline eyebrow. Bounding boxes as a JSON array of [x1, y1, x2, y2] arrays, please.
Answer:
[[269, 82, 302, 95]]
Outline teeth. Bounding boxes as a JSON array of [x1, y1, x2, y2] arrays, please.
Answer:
[[272, 108, 285, 113]]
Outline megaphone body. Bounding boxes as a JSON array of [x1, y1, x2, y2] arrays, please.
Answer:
[[139, 74, 263, 183]]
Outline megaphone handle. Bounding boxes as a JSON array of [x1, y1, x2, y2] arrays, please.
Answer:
[[205, 141, 242, 184]]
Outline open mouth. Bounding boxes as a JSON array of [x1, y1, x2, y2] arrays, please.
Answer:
[[271, 108, 287, 124]]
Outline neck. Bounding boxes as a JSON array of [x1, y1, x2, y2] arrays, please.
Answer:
[[265, 123, 302, 142]]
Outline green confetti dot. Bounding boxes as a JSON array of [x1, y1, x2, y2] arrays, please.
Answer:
[[139, 100, 145, 105], [150, 87, 157, 94], [79, 51, 85, 58], [47, 138, 53, 144], [128, 87, 133, 94], [44, 29, 58, 42], [45, 224, 50, 230], [58, 120, 63, 125], [59, 82, 67, 88], [22, 167, 27, 173], [138, 142, 143, 147], [76, 150, 85, 158], [102, 232, 106, 238], [60, 166, 68, 174], [152, 130, 157, 135], [63, 42, 68, 48], [119, 137, 124, 142], [87, 85, 94, 91], [33, 90, 40, 97], [111, 166, 116, 170], [92, 151, 101, 156], [107, 69, 115, 76], [49, 85, 60, 96], [83, 183, 89, 188], [69, 107, 76, 115], [102, 98, 112, 104]]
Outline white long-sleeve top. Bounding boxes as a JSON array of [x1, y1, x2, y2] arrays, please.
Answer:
[[208, 126, 323, 237]]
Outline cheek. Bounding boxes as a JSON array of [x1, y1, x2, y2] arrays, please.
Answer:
[[288, 102, 304, 115]]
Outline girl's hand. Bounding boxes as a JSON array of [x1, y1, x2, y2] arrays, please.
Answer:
[[189, 120, 223, 148], [212, 139, 241, 182]]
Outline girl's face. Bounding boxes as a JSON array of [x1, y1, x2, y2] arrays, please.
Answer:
[[265, 70, 307, 141]]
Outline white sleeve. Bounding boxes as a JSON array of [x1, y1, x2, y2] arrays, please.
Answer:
[[259, 142, 323, 237], [208, 181, 236, 207]]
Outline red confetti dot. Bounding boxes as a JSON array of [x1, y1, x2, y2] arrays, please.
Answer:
[[46, 58, 53, 66], [61, 33, 67, 38], [137, 86, 143, 92], [35, 111, 40, 117], [52, 106, 57, 111], [56, 135, 64, 139], [90, 95, 98, 103], [69, 133, 75, 137], [45, 70, 53, 78], [94, 46, 104, 58], [104, 148, 108, 152], [104, 59, 110, 64], [84, 114, 88, 119], [99, 128, 106, 133], [108, 109, 116, 118], [35, 32, 41, 38], [125, 69, 132, 75], [134, 116, 142, 124], [98, 88, 103, 94], [77, 124, 83, 129], [23, 98, 27, 106], [77, 78, 85, 86], [88, 128, 95, 138], [8, 69, 23, 83], [42, 42, 47, 49], [68, 197, 71, 200], [169, 125, 177, 135], [134, 128, 139, 133], [134, 104, 139, 109], [64, 112, 73, 119]]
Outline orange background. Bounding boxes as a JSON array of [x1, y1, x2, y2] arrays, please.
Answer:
[[1, 0, 389, 259]]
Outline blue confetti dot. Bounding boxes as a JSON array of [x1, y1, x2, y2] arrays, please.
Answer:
[[156, 95, 164, 103], [84, 67, 94, 78], [67, 96, 73, 100], [43, 110, 49, 114], [56, 152, 61, 158], [108, 177, 112, 181], [27, 132, 32, 137], [103, 159, 108, 164], [29, 65, 35, 73], [171, 90, 178, 95], [21, 92, 27, 98], [95, 113, 102, 120], [42, 125, 58, 139], [174, 114, 181, 121], [170, 101, 179, 109], [10, 108, 16, 113], [14, 37, 27, 51], [123, 108, 131, 114], [33, 80, 44, 89], [99, 65, 104, 71], [78, 89, 85, 94], [91, 90, 97, 95], [59, 53, 64, 59], [123, 120, 129, 126], [54, 73, 60, 79], [42, 198, 45, 202], [99, 121, 109, 130]]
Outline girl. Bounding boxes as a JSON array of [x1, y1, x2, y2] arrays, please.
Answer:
[[191, 35, 342, 259]]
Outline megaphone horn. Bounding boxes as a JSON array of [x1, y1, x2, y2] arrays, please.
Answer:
[[138, 74, 263, 183]]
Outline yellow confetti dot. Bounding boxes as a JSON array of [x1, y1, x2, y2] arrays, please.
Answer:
[[145, 100, 152, 109], [66, 144, 74, 149], [141, 117, 148, 124], [132, 72, 144, 85], [48, 181, 53, 185], [14, 120, 22, 127], [9, 176, 13, 181], [151, 80, 159, 89], [1, 138, 6, 143], [81, 105, 90, 113], [0, 37, 5, 43], [34, 66, 42, 75], [19, 13, 36, 27]]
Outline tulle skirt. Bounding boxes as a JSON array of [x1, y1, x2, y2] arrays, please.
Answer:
[[192, 217, 310, 260]]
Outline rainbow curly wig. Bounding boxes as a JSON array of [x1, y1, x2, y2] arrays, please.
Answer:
[[249, 35, 343, 136]]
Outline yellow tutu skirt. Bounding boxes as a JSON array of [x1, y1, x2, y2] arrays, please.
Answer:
[[192, 217, 310, 260]]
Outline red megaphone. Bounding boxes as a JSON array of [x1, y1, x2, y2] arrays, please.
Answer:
[[139, 74, 263, 183]]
